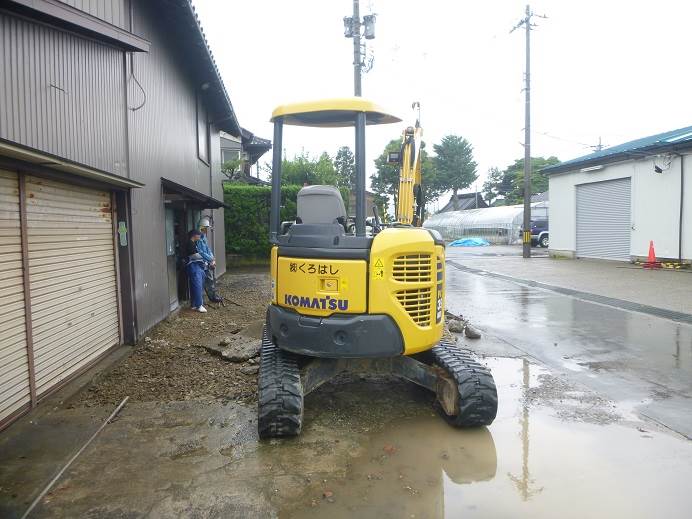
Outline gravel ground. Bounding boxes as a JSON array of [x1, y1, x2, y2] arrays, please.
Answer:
[[74, 266, 270, 408]]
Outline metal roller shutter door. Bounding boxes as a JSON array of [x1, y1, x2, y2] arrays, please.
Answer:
[[25, 175, 120, 397], [576, 177, 632, 260], [0, 170, 32, 424]]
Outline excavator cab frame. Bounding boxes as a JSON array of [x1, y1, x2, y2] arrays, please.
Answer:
[[269, 98, 400, 240]]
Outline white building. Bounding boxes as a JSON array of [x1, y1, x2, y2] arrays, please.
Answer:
[[544, 126, 692, 262]]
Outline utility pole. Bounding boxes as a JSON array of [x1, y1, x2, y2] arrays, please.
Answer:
[[344, 1, 376, 235], [344, 0, 375, 96], [352, 0, 362, 96], [512, 5, 545, 259], [523, 4, 531, 259]]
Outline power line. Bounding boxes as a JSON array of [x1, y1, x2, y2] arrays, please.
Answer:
[[535, 131, 607, 151]]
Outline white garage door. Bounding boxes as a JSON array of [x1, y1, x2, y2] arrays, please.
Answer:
[[576, 177, 631, 260], [0, 172, 121, 429], [0, 170, 31, 425], [26, 175, 120, 396]]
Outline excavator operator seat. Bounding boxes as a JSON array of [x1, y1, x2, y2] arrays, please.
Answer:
[[297, 185, 347, 225]]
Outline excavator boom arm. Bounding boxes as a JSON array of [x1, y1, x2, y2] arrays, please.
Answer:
[[396, 124, 424, 226]]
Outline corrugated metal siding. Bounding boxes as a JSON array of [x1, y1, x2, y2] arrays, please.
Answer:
[[25, 176, 119, 395], [0, 170, 31, 423], [0, 12, 127, 176], [58, 0, 129, 30], [210, 129, 226, 276], [576, 178, 632, 260], [127, 1, 218, 333]]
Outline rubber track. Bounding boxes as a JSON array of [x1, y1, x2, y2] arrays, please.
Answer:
[[257, 327, 304, 438], [431, 341, 498, 427]]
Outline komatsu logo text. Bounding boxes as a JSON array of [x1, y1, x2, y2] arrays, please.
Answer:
[[284, 294, 349, 311]]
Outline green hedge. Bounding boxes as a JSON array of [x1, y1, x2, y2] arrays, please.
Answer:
[[223, 184, 349, 257]]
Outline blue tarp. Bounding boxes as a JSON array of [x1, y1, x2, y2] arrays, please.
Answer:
[[449, 237, 490, 247]]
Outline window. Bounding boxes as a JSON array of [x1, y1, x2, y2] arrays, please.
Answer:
[[197, 93, 209, 164], [222, 149, 241, 164]]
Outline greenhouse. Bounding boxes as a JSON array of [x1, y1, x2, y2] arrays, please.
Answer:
[[423, 202, 548, 244]]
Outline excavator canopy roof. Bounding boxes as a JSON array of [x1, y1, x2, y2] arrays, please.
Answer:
[[271, 98, 402, 127]]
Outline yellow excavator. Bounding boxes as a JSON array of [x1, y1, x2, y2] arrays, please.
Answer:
[[259, 98, 497, 438]]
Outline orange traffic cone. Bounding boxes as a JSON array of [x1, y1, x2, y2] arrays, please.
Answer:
[[643, 241, 661, 269]]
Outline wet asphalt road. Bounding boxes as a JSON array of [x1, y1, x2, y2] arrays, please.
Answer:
[[445, 262, 692, 439]]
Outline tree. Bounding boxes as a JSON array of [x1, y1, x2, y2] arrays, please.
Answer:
[[313, 152, 338, 186], [221, 158, 245, 182], [334, 146, 356, 190], [371, 139, 403, 216], [419, 148, 443, 207], [372, 193, 390, 222], [482, 166, 513, 205], [371, 138, 442, 220], [433, 135, 478, 209], [279, 152, 338, 186], [483, 156, 560, 205], [509, 156, 559, 200]]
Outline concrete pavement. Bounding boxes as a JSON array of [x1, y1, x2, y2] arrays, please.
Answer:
[[446, 245, 692, 316]]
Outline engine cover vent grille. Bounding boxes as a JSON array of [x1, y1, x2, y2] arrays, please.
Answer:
[[392, 254, 432, 282], [396, 287, 432, 326]]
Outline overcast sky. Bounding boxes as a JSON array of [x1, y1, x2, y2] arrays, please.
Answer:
[[194, 0, 692, 209]]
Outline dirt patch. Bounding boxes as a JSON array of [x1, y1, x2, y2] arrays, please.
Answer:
[[525, 373, 620, 425], [74, 267, 270, 408]]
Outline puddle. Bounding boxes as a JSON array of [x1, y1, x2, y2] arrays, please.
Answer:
[[276, 417, 496, 518], [14, 358, 692, 519], [274, 357, 692, 519]]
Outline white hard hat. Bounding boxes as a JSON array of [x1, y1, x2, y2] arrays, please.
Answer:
[[198, 216, 213, 229]]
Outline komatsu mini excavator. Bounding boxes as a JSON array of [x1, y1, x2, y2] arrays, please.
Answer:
[[258, 98, 497, 438]]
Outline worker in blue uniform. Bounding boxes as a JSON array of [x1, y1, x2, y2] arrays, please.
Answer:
[[186, 229, 207, 313], [197, 216, 223, 303]]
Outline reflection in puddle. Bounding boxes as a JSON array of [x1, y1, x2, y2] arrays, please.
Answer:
[[276, 357, 692, 519], [507, 359, 543, 501], [278, 418, 497, 519]]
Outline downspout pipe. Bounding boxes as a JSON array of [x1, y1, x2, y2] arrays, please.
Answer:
[[679, 153, 685, 263]]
